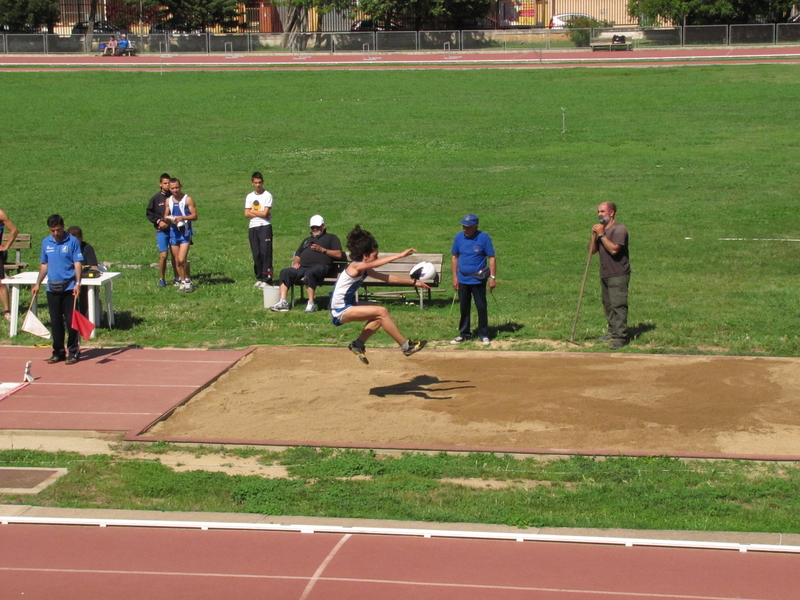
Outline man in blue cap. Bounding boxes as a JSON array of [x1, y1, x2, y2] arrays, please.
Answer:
[[450, 213, 496, 346]]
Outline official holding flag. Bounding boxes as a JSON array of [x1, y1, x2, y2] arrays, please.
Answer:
[[31, 215, 84, 365]]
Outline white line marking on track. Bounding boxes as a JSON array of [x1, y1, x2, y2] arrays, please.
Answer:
[[0, 567, 767, 599], [299, 533, 352, 600], [31, 383, 197, 388]]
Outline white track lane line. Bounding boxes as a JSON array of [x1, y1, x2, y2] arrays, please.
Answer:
[[0, 567, 767, 599], [299, 533, 352, 600]]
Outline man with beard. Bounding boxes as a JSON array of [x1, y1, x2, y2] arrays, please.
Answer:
[[270, 215, 343, 313], [591, 201, 631, 349]]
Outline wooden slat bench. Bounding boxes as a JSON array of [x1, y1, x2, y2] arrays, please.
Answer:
[[289, 252, 444, 310], [361, 252, 444, 310], [1, 233, 31, 274], [591, 35, 633, 51]]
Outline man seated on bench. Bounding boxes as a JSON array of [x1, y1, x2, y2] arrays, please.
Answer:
[[116, 34, 134, 55], [270, 214, 344, 314]]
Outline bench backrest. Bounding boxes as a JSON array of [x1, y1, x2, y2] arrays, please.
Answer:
[[364, 252, 443, 285], [1, 233, 31, 264]]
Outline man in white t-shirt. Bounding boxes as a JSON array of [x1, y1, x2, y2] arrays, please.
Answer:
[[244, 171, 274, 288]]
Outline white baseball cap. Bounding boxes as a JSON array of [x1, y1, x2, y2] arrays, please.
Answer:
[[309, 215, 325, 227]]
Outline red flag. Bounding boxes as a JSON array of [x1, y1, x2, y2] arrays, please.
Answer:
[[71, 309, 95, 341]]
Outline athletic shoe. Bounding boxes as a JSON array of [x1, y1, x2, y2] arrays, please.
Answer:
[[66, 355, 80, 365], [254, 281, 267, 289], [402, 339, 427, 356], [158, 279, 166, 287], [304, 303, 317, 313], [481, 337, 491, 346], [173, 277, 181, 287], [609, 339, 628, 350], [181, 280, 195, 293], [46, 354, 66, 364], [348, 341, 369, 365], [450, 335, 470, 345], [270, 300, 290, 312], [597, 334, 612, 342]]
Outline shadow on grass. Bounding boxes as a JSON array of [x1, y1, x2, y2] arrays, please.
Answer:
[[629, 323, 656, 341], [105, 311, 145, 331], [193, 271, 236, 286], [488, 321, 525, 338], [370, 375, 474, 400]]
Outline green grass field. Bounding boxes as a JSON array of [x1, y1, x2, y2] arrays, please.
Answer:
[[2, 66, 800, 531], [1, 66, 798, 354]]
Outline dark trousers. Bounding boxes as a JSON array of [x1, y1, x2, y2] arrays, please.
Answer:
[[47, 290, 80, 358], [601, 274, 629, 341], [457, 282, 488, 338], [248, 224, 273, 283], [279, 264, 329, 290]]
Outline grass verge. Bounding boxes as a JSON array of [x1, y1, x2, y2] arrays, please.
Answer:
[[2, 446, 799, 532]]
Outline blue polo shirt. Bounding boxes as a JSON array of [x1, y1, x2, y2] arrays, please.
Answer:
[[40, 233, 84, 291], [451, 230, 495, 285]]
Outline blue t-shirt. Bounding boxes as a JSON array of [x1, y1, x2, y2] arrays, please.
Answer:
[[40, 233, 84, 291], [451, 230, 495, 285]]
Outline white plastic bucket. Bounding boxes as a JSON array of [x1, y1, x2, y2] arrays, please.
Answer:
[[262, 286, 281, 308]]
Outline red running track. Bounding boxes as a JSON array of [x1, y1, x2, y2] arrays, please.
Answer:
[[1, 46, 800, 70], [1, 523, 799, 599]]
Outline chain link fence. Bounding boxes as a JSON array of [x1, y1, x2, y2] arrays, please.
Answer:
[[2, 24, 800, 54]]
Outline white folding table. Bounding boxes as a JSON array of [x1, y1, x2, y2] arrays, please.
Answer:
[[2, 271, 121, 339]]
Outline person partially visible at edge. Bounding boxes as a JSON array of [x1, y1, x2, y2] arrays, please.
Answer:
[[329, 225, 428, 365], [146, 173, 179, 287], [67, 226, 98, 319], [164, 178, 198, 293], [31, 215, 84, 365], [270, 214, 343, 314], [0, 207, 19, 322], [590, 201, 631, 350], [244, 171, 274, 289], [450, 213, 497, 346]]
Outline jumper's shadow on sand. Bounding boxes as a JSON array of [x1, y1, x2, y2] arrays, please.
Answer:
[[370, 375, 474, 400]]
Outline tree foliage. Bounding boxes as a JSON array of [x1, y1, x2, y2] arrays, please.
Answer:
[[161, 0, 242, 32], [627, 0, 796, 26], [0, 0, 58, 32], [355, 0, 493, 29]]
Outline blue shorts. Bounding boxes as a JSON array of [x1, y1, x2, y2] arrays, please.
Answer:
[[156, 230, 170, 253], [169, 228, 192, 246], [330, 305, 353, 326]]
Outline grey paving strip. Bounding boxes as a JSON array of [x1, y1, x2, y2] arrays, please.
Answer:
[[0, 467, 68, 494]]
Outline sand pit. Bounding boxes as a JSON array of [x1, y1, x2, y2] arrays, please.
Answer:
[[147, 347, 800, 458]]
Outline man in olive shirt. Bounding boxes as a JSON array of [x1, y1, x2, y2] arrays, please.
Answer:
[[590, 202, 630, 349]]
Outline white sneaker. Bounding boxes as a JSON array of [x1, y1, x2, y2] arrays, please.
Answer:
[[270, 299, 290, 312], [304, 303, 317, 313], [182, 280, 195, 293], [450, 335, 470, 345], [481, 337, 491, 346], [254, 281, 266, 289]]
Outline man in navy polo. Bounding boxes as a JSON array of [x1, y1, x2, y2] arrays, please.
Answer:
[[32, 215, 84, 364], [450, 213, 497, 346]]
